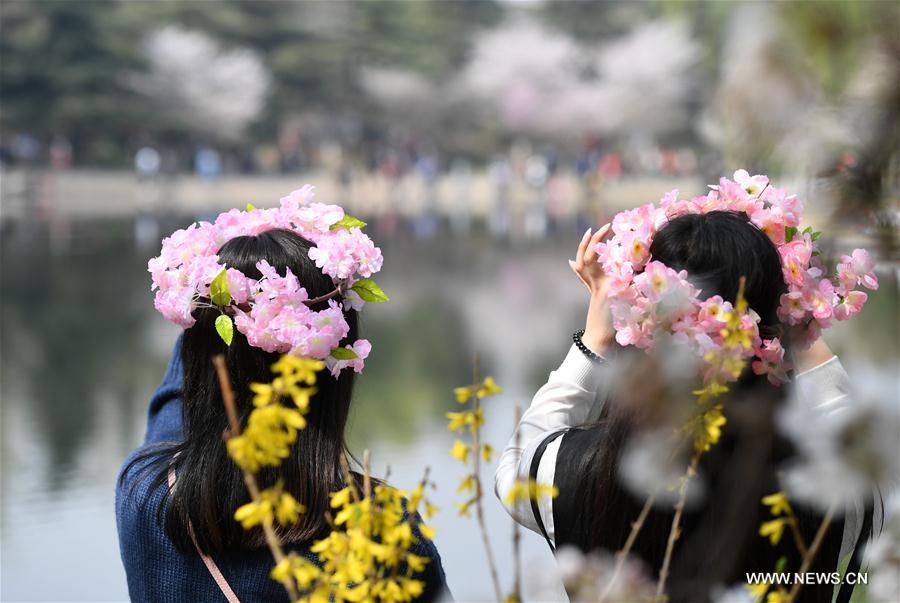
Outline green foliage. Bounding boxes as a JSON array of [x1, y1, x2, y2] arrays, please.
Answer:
[[777, 0, 899, 98], [330, 347, 358, 360], [0, 0, 151, 164], [0, 0, 502, 165], [331, 215, 367, 230], [351, 278, 389, 303], [210, 269, 232, 307], [785, 226, 798, 243], [215, 314, 234, 346]]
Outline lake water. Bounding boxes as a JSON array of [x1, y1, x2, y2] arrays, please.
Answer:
[[1, 211, 896, 602]]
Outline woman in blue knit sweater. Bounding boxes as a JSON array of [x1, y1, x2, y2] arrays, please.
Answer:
[[116, 198, 448, 602]]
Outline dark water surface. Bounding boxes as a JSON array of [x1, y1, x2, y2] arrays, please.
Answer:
[[1, 216, 896, 602]]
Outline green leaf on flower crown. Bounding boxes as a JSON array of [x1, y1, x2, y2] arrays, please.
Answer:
[[330, 215, 367, 230], [785, 226, 797, 242], [811, 231, 822, 241], [802, 226, 813, 235], [210, 269, 232, 307], [215, 314, 234, 346], [330, 347, 358, 360], [350, 278, 389, 302], [246, 202, 257, 211]]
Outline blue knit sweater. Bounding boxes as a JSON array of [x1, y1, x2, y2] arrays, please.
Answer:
[[116, 337, 449, 602]]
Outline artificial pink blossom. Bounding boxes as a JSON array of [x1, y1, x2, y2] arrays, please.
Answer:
[[752, 339, 790, 385], [805, 279, 836, 324], [777, 291, 806, 324], [779, 239, 813, 287], [750, 205, 787, 245], [733, 169, 769, 196], [225, 268, 252, 305], [588, 170, 874, 391], [633, 262, 686, 304], [837, 249, 879, 290], [326, 339, 372, 377], [833, 290, 868, 321], [148, 185, 384, 374]]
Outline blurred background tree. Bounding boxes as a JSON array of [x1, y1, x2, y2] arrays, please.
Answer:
[[0, 0, 896, 177]]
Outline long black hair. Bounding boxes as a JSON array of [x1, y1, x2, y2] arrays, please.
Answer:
[[555, 211, 871, 602], [123, 228, 357, 554]]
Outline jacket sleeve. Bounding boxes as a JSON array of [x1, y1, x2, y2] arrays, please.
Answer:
[[144, 334, 185, 445], [494, 344, 612, 535], [793, 354, 850, 414]]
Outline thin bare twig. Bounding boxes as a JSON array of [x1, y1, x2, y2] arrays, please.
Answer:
[[787, 515, 809, 558], [786, 507, 836, 602], [303, 285, 343, 307], [339, 453, 360, 503], [510, 401, 523, 603], [656, 450, 701, 600], [362, 449, 372, 500], [213, 355, 299, 601], [470, 353, 504, 603], [599, 490, 659, 602]]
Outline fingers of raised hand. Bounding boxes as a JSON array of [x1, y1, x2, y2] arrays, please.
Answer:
[[582, 224, 610, 265], [568, 259, 589, 289], [574, 228, 592, 271]]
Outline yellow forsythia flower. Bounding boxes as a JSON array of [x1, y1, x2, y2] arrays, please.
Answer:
[[453, 386, 472, 403], [456, 475, 476, 493], [234, 499, 272, 529], [694, 404, 727, 452], [249, 382, 277, 407], [766, 590, 788, 603], [744, 582, 769, 602], [502, 479, 558, 506], [275, 491, 305, 526], [759, 518, 786, 546], [762, 492, 792, 517], [271, 355, 324, 385], [307, 480, 432, 601], [445, 411, 468, 432], [450, 440, 470, 463], [456, 499, 475, 517], [476, 376, 503, 399], [234, 487, 304, 529], [270, 555, 321, 590]]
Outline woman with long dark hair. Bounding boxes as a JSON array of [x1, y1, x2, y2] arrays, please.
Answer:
[[117, 190, 447, 601], [496, 177, 881, 602]]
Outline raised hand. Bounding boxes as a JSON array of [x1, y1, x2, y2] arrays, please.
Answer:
[[569, 225, 612, 296], [568, 225, 615, 356]]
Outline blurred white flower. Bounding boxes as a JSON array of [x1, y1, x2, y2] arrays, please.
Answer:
[[131, 27, 270, 140], [528, 546, 656, 602], [619, 428, 706, 507], [866, 491, 900, 602], [777, 365, 900, 512], [700, 3, 817, 167], [359, 67, 435, 107], [592, 19, 701, 136], [461, 16, 700, 138], [711, 584, 756, 603]]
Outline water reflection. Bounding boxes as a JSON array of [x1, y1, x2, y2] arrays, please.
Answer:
[[1, 223, 161, 488], [0, 214, 896, 602]]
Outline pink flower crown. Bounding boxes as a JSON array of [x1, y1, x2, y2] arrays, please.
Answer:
[[595, 170, 879, 386], [148, 185, 387, 376]]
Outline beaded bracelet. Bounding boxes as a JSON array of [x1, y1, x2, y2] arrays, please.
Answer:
[[573, 329, 603, 362]]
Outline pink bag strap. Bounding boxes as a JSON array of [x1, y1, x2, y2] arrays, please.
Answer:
[[168, 463, 242, 603]]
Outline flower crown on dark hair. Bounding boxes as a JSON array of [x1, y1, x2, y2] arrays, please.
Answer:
[[594, 170, 878, 385], [149, 186, 388, 376]]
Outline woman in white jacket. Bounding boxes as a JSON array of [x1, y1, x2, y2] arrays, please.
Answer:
[[495, 212, 879, 603]]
